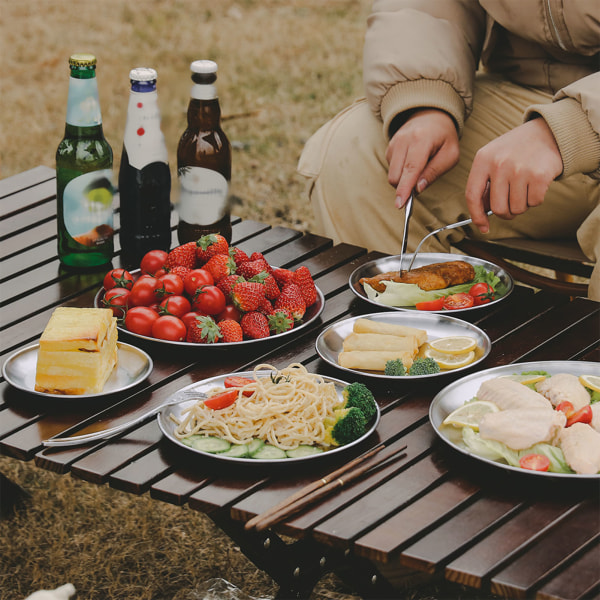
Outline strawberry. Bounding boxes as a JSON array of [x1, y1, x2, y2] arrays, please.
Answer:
[[240, 311, 270, 339], [167, 265, 191, 280], [268, 309, 294, 334], [292, 266, 318, 306], [229, 246, 250, 266], [274, 282, 306, 321], [231, 281, 265, 312], [256, 297, 274, 315], [236, 258, 270, 279], [186, 315, 221, 343], [196, 234, 229, 264], [250, 271, 280, 300], [272, 267, 295, 287], [217, 319, 243, 343], [165, 242, 197, 270], [203, 253, 236, 283], [217, 274, 245, 300]]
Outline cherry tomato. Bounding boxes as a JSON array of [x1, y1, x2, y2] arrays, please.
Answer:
[[124, 306, 159, 337], [566, 405, 593, 427], [469, 282, 496, 306], [181, 311, 207, 329], [151, 315, 187, 342], [102, 287, 130, 318], [192, 285, 226, 315], [203, 389, 239, 410], [215, 304, 242, 322], [519, 454, 550, 472], [140, 249, 168, 275], [224, 376, 255, 397], [415, 297, 445, 311], [556, 401, 575, 417], [184, 269, 214, 296], [443, 293, 475, 310], [103, 268, 134, 291], [159, 273, 184, 296], [159, 295, 192, 319], [129, 277, 164, 307]]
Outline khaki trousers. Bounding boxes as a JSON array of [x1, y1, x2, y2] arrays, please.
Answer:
[[298, 74, 600, 300]]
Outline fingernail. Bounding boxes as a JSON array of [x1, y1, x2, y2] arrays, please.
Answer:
[[416, 178, 427, 193], [395, 196, 404, 209]]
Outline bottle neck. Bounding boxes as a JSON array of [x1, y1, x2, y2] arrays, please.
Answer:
[[187, 97, 221, 129], [65, 72, 103, 128]]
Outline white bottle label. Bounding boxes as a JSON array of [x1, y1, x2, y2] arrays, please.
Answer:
[[123, 90, 168, 170], [63, 169, 114, 245], [178, 166, 228, 225]]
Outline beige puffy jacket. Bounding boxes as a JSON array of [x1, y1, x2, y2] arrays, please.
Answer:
[[364, 0, 600, 179]]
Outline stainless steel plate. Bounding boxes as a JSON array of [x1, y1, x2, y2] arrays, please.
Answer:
[[430, 361, 600, 480], [316, 311, 491, 380], [349, 252, 513, 313], [157, 370, 380, 464], [2, 342, 153, 399]]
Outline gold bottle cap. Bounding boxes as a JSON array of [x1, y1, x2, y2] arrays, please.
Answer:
[[69, 54, 97, 68]]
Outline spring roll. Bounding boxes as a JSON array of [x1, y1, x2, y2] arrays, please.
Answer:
[[353, 318, 427, 346], [342, 332, 419, 355], [338, 350, 414, 371]]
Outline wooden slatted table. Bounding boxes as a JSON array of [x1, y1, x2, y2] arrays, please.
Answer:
[[1, 166, 599, 600]]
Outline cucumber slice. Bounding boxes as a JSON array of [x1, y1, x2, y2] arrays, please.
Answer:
[[286, 445, 324, 458], [251, 444, 287, 460], [189, 436, 231, 454], [247, 439, 265, 456], [220, 444, 250, 458]]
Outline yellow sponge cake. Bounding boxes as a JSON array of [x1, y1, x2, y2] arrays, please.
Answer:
[[35, 307, 118, 395]]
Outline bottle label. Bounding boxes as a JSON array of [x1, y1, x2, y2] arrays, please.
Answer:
[[66, 78, 102, 126], [123, 90, 168, 170], [178, 166, 228, 225], [63, 169, 114, 246], [191, 83, 217, 100]]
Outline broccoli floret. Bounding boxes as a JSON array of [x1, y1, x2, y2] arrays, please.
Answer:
[[384, 359, 406, 377], [409, 357, 441, 376], [324, 407, 367, 446], [342, 382, 378, 422]]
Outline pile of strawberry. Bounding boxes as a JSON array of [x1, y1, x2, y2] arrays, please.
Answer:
[[100, 234, 319, 344]]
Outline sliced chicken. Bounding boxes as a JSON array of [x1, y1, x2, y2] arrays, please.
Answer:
[[479, 408, 566, 450], [535, 373, 591, 411], [559, 423, 600, 475], [591, 403, 600, 434], [477, 377, 553, 411]]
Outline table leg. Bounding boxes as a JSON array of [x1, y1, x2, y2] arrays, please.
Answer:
[[0, 472, 30, 518]]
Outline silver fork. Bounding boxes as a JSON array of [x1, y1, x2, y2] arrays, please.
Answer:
[[42, 389, 207, 447]]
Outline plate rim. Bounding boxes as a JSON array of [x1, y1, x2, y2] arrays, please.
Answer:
[[157, 369, 381, 464], [349, 252, 514, 313], [315, 310, 491, 380], [429, 360, 600, 480]]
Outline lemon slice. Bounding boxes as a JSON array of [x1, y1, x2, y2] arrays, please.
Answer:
[[429, 336, 477, 355], [579, 374, 600, 393], [424, 347, 476, 369], [442, 400, 500, 430], [500, 373, 547, 386]]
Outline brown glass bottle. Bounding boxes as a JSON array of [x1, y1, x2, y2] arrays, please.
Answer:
[[177, 60, 232, 244]]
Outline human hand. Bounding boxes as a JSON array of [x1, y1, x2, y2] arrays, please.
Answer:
[[386, 109, 459, 208], [465, 118, 563, 233]]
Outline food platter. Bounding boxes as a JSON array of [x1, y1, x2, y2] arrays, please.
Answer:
[[2, 342, 153, 400], [157, 370, 380, 464], [349, 252, 513, 313], [430, 361, 600, 480], [315, 311, 491, 380]]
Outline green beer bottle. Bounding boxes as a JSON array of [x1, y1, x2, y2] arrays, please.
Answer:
[[56, 54, 114, 268]]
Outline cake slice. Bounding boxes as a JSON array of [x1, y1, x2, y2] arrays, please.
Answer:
[[35, 307, 118, 395]]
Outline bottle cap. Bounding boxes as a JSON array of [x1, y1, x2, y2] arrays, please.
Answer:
[[190, 60, 218, 74], [129, 67, 158, 82], [69, 53, 96, 68]]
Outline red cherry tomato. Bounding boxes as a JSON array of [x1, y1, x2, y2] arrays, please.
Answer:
[[556, 401, 575, 417], [184, 269, 214, 296], [192, 285, 226, 315], [159, 273, 184, 296], [151, 315, 187, 342], [159, 295, 192, 319], [469, 282, 496, 306], [566, 405, 593, 427], [223, 376, 255, 397], [129, 277, 164, 307], [519, 454, 550, 472], [140, 249, 168, 275], [415, 297, 445, 311], [124, 306, 159, 337], [102, 287, 130, 318], [181, 311, 207, 329], [103, 268, 134, 291], [443, 293, 475, 310], [203, 389, 239, 410], [215, 304, 242, 322]]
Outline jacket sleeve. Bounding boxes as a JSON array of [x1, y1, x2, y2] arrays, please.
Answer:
[[363, 0, 487, 138], [524, 72, 600, 180]]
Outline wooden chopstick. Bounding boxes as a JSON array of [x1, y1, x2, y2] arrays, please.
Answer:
[[245, 443, 407, 532]]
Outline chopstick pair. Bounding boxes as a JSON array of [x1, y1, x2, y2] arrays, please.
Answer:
[[245, 442, 408, 532]]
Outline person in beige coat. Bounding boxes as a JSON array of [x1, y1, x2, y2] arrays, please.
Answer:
[[298, 0, 600, 299]]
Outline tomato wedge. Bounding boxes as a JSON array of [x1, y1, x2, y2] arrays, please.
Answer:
[[415, 297, 445, 311], [442, 293, 475, 310], [556, 401, 575, 417], [223, 376, 255, 397], [203, 389, 239, 410], [519, 454, 550, 472], [566, 405, 593, 427]]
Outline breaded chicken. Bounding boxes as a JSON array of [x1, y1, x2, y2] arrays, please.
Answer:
[[360, 260, 476, 292]]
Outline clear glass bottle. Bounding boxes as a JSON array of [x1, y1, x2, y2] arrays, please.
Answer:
[[56, 53, 114, 268], [118, 67, 172, 268], [177, 60, 232, 244]]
